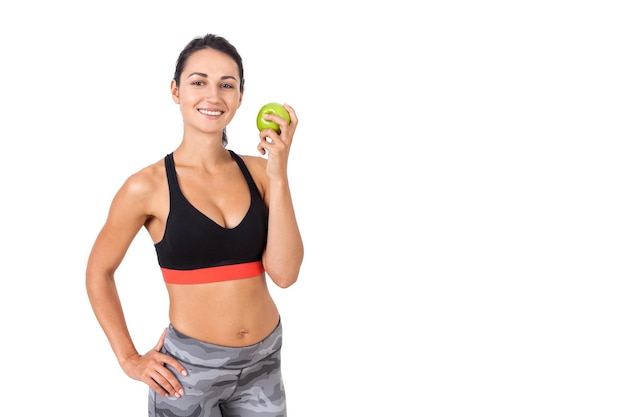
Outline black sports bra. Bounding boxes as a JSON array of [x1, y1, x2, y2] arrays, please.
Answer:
[[154, 150, 268, 284]]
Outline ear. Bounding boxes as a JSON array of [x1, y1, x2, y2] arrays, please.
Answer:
[[170, 79, 180, 104]]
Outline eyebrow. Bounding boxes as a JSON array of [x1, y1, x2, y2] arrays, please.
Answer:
[[186, 72, 238, 82]]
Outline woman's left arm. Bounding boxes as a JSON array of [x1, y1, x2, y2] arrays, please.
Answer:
[[256, 103, 304, 288]]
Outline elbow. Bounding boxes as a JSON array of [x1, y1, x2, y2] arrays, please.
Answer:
[[265, 253, 303, 289], [85, 264, 116, 299], [263, 246, 304, 288], [265, 264, 301, 288], [276, 274, 298, 289]]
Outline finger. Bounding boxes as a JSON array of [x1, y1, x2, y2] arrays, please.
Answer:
[[261, 112, 288, 127], [258, 136, 284, 158], [262, 113, 291, 135], [258, 132, 277, 155], [259, 129, 281, 143], [153, 363, 186, 397], [148, 380, 170, 398], [161, 355, 188, 377], [265, 113, 290, 134], [150, 370, 182, 398], [282, 103, 298, 128], [257, 139, 271, 157]]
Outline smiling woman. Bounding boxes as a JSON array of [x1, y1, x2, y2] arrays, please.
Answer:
[[171, 38, 245, 147], [85, 33, 303, 417]]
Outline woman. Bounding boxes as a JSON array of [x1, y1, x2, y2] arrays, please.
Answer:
[[86, 33, 304, 417]]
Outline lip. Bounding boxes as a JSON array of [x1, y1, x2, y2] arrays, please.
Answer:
[[197, 108, 224, 116]]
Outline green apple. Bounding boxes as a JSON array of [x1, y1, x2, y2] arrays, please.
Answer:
[[256, 102, 290, 134]]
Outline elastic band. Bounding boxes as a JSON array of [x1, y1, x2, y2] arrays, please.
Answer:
[[162, 261, 264, 284]]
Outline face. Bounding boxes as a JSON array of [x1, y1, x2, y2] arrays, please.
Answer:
[[171, 48, 243, 137]]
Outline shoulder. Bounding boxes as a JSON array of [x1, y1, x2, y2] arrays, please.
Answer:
[[237, 153, 267, 172], [237, 153, 268, 195], [113, 157, 167, 213]]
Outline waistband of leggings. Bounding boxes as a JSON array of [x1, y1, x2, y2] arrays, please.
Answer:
[[163, 319, 282, 369]]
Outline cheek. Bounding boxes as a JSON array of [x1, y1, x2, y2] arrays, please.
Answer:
[[228, 93, 242, 109], [178, 92, 201, 110], [178, 85, 201, 100]]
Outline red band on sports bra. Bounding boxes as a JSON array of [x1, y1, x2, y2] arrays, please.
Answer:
[[161, 261, 264, 284]]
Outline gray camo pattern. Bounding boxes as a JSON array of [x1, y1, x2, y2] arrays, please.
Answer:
[[148, 321, 285, 417]]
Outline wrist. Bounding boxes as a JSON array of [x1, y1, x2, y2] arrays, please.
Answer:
[[118, 350, 140, 370]]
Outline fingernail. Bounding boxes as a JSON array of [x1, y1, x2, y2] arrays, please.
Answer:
[[182, 370, 188, 376]]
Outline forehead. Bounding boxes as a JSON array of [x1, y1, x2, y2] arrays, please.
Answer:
[[183, 48, 239, 77]]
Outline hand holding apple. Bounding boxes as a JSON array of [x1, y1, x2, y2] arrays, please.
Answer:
[[256, 102, 291, 134], [256, 103, 298, 178]]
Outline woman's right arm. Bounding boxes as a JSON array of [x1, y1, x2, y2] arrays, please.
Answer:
[[85, 171, 187, 398]]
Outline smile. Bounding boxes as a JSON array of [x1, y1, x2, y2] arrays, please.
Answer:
[[198, 109, 224, 116]]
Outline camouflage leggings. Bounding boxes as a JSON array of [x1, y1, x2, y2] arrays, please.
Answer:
[[148, 320, 286, 417]]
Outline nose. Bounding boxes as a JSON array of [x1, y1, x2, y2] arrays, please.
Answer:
[[203, 83, 221, 101]]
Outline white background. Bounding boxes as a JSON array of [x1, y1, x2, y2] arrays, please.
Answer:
[[1, 1, 625, 416]]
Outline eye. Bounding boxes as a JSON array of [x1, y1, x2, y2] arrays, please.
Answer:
[[221, 83, 234, 89], [191, 80, 205, 86]]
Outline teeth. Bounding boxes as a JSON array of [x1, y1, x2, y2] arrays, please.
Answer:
[[198, 109, 223, 116]]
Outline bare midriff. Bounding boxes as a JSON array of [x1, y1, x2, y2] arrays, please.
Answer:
[[165, 273, 280, 347]]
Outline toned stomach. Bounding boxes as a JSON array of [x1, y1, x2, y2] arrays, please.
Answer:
[[165, 273, 280, 347]]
